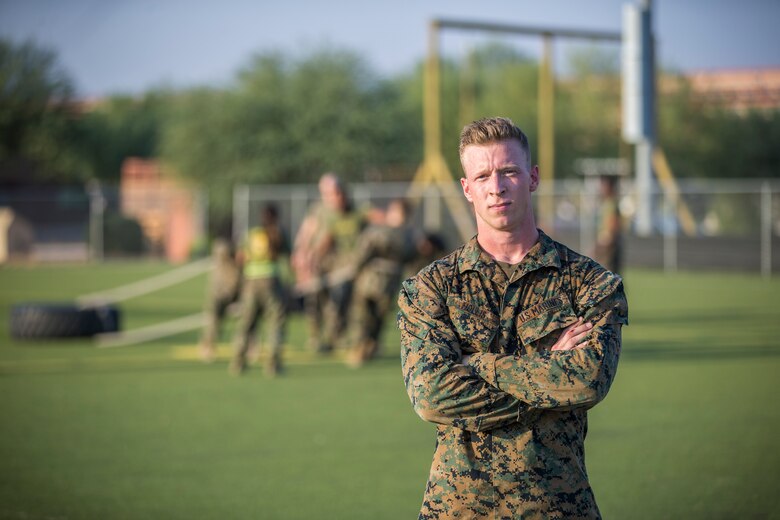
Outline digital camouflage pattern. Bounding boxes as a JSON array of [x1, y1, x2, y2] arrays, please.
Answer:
[[200, 239, 242, 360], [319, 206, 368, 350], [346, 222, 416, 364], [398, 231, 628, 519]]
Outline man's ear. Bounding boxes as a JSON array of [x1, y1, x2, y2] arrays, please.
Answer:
[[460, 177, 473, 203], [529, 166, 540, 193]]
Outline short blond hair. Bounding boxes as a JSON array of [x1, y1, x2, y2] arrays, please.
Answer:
[[458, 117, 531, 168]]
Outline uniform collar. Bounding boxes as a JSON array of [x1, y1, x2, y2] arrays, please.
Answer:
[[458, 230, 561, 280]]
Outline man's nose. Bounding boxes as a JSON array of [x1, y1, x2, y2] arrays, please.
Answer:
[[488, 173, 505, 195]]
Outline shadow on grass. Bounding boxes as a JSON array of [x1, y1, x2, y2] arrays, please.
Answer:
[[0, 347, 402, 379], [0, 357, 211, 378], [629, 308, 779, 327], [622, 341, 780, 362]]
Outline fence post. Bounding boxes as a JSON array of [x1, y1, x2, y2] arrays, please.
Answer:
[[761, 182, 772, 278], [663, 188, 677, 273], [87, 180, 105, 262]]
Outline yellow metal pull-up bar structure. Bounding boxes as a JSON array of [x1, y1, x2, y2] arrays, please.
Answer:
[[409, 18, 621, 241]]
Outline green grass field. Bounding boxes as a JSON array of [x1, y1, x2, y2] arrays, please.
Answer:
[[1, 263, 779, 519]]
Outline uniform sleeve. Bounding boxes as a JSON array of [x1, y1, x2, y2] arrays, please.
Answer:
[[398, 273, 540, 432], [351, 227, 379, 273], [468, 272, 628, 411]]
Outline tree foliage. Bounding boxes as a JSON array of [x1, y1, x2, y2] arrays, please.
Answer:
[[75, 92, 169, 181], [659, 74, 780, 178], [556, 46, 625, 177], [160, 48, 421, 213], [2, 36, 778, 227], [0, 38, 86, 182]]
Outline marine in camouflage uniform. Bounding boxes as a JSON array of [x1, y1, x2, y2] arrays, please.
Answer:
[[398, 117, 628, 519], [345, 199, 416, 367], [291, 173, 366, 353], [231, 204, 289, 376], [593, 174, 622, 274], [317, 186, 367, 352], [292, 200, 333, 352], [199, 238, 242, 362]]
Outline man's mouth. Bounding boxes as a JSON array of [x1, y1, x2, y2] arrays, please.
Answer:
[[490, 201, 511, 210]]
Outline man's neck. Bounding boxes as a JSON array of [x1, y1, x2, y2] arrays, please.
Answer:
[[477, 225, 540, 264]]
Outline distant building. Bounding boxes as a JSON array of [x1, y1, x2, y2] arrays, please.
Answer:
[[120, 158, 204, 263], [662, 67, 780, 114]]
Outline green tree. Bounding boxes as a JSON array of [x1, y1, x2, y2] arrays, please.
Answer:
[[0, 38, 86, 182], [75, 91, 169, 181], [161, 47, 423, 225], [556, 45, 624, 178], [659, 73, 780, 179]]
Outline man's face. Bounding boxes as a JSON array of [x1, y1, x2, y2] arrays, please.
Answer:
[[460, 139, 539, 234], [320, 180, 342, 210]]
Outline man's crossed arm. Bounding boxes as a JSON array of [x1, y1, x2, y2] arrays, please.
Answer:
[[398, 272, 627, 432]]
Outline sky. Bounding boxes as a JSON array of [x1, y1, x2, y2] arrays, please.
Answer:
[[1, 0, 779, 98]]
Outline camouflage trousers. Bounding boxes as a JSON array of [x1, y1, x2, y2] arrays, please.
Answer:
[[322, 280, 352, 350], [303, 282, 328, 352], [232, 276, 287, 374], [199, 294, 234, 361], [346, 289, 393, 366]]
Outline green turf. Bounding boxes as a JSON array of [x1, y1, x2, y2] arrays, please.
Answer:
[[0, 264, 778, 519]]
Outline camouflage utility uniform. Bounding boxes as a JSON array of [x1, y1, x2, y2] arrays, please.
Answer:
[[319, 206, 366, 350], [346, 222, 415, 365], [200, 239, 242, 360], [398, 231, 628, 519], [232, 223, 289, 375]]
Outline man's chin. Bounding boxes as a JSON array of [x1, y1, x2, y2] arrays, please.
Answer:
[[480, 219, 514, 233]]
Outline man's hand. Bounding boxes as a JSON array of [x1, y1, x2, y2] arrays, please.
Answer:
[[460, 318, 592, 365], [551, 317, 593, 351]]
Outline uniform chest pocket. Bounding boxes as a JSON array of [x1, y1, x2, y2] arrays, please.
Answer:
[[517, 294, 579, 350], [446, 296, 499, 354]]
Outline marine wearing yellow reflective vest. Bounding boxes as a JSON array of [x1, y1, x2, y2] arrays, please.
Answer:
[[231, 204, 288, 376]]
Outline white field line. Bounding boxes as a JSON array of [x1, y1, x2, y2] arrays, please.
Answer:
[[95, 312, 206, 348], [76, 258, 212, 307]]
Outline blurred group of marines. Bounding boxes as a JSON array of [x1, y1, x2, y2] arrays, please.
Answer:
[[199, 172, 443, 376]]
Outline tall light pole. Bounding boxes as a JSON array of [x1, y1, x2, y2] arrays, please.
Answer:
[[622, 0, 656, 236]]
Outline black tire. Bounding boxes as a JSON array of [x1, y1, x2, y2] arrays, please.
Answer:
[[84, 305, 121, 335], [10, 303, 121, 340]]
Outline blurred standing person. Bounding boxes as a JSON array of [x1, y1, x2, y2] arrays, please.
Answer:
[[317, 176, 368, 353], [291, 173, 342, 353], [406, 231, 448, 279], [199, 238, 242, 362], [593, 174, 623, 274], [231, 204, 289, 377], [345, 199, 416, 367]]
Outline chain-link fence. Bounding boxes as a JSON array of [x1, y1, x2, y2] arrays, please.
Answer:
[[0, 183, 207, 264], [2, 178, 776, 274], [234, 178, 780, 276]]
